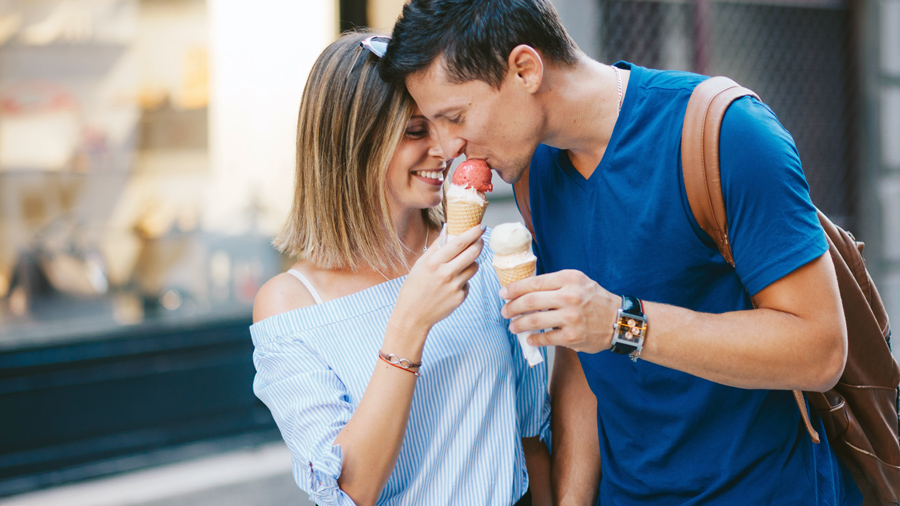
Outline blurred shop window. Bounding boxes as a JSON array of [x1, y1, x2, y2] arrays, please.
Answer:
[[0, 0, 282, 345], [598, 0, 861, 231], [340, 0, 367, 32], [367, 0, 406, 32]]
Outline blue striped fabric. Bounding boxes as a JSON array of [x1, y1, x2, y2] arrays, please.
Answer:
[[250, 230, 550, 505]]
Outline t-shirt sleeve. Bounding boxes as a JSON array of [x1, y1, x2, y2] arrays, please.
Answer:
[[510, 326, 551, 443], [718, 96, 828, 296], [252, 335, 357, 506]]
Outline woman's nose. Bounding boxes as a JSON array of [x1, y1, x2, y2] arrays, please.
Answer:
[[428, 140, 444, 159]]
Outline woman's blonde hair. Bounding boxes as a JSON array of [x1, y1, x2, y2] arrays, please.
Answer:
[[275, 31, 443, 271]]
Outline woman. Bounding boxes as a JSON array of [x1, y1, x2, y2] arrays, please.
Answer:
[[250, 32, 550, 506]]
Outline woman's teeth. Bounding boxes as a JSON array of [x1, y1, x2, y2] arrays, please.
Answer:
[[414, 171, 443, 181]]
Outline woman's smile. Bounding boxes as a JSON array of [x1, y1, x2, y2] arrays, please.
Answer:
[[412, 169, 445, 185]]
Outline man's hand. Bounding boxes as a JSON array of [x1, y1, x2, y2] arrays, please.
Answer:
[[500, 269, 619, 353]]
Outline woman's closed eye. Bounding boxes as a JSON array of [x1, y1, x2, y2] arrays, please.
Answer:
[[405, 128, 428, 139]]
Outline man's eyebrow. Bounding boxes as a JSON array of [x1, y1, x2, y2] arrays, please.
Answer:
[[431, 108, 459, 120]]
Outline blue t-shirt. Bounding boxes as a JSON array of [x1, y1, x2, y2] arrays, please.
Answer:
[[528, 62, 861, 505]]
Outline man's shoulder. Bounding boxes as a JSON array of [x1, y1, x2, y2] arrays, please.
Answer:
[[638, 65, 707, 94], [528, 143, 558, 173]]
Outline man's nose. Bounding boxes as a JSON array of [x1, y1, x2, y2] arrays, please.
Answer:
[[439, 135, 466, 160]]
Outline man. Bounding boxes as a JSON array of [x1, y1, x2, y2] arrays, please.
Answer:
[[381, 0, 860, 505]]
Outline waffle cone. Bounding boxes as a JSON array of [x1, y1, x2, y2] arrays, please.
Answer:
[[446, 200, 487, 235], [495, 259, 537, 287]]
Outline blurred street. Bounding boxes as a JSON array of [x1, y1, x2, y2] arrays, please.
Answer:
[[2, 0, 898, 503], [2, 442, 314, 506]]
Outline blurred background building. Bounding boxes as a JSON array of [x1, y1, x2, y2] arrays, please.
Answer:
[[0, 0, 897, 504]]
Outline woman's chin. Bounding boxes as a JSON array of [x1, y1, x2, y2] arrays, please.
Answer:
[[416, 193, 443, 210]]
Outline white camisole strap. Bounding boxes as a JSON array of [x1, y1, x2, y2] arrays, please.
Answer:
[[286, 268, 324, 305]]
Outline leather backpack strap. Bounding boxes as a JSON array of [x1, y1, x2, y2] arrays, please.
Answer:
[[681, 76, 758, 267], [681, 77, 821, 444], [513, 165, 535, 238]]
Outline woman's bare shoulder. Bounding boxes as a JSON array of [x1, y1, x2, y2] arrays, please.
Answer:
[[252, 266, 321, 323]]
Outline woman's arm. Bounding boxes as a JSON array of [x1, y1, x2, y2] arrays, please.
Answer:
[[332, 225, 485, 505], [332, 330, 421, 506]]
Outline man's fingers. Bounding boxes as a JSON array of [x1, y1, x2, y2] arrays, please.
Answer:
[[502, 289, 561, 319], [509, 308, 566, 335], [525, 328, 566, 348], [523, 326, 589, 351], [500, 269, 582, 300], [499, 274, 545, 301], [524, 329, 553, 348]]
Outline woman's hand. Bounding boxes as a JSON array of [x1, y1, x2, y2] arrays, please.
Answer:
[[391, 224, 485, 338]]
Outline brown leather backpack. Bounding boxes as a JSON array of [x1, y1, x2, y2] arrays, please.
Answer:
[[682, 76, 900, 505]]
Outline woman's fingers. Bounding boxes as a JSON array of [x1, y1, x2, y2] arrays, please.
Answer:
[[435, 223, 448, 249], [459, 259, 480, 284], [422, 224, 483, 282], [445, 236, 483, 273], [397, 224, 485, 328], [430, 224, 484, 261]]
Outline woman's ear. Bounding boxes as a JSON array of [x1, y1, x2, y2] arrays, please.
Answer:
[[507, 44, 543, 93]]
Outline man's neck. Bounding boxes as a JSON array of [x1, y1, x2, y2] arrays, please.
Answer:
[[541, 56, 626, 179]]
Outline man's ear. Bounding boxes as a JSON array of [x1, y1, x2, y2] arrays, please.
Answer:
[[508, 44, 543, 93]]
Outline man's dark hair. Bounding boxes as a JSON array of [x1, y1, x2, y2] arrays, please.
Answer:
[[380, 0, 578, 89]]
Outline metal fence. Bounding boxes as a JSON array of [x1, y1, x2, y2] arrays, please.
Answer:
[[598, 0, 860, 229]]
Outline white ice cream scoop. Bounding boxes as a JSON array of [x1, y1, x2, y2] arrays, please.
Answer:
[[490, 222, 533, 255]]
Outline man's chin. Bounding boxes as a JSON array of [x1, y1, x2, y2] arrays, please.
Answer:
[[495, 166, 526, 184], [497, 172, 517, 184]]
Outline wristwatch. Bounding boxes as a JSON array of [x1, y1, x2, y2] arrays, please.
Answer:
[[609, 295, 647, 362]]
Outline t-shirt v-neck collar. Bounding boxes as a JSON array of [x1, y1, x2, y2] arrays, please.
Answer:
[[556, 61, 637, 189]]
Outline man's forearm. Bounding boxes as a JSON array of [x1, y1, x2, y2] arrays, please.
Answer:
[[510, 253, 847, 392], [551, 347, 601, 506], [640, 254, 846, 391], [523, 436, 552, 506]]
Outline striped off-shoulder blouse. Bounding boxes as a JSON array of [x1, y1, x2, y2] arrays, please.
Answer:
[[250, 230, 550, 506]]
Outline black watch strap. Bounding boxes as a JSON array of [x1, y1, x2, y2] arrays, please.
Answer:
[[621, 295, 644, 318], [610, 295, 646, 357]]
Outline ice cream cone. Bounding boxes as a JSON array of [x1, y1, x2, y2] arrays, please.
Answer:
[[495, 259, 537, 287], [490, 222, 543, 367], [446, 200, 487, 236]]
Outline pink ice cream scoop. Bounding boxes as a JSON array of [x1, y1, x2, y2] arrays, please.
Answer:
[[451, 159, 493, 193]]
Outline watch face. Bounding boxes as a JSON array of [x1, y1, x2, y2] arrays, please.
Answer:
[[616, 316, 645, 344]]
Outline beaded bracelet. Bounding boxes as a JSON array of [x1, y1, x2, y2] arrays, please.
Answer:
[[378, 351, 422, 377]]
